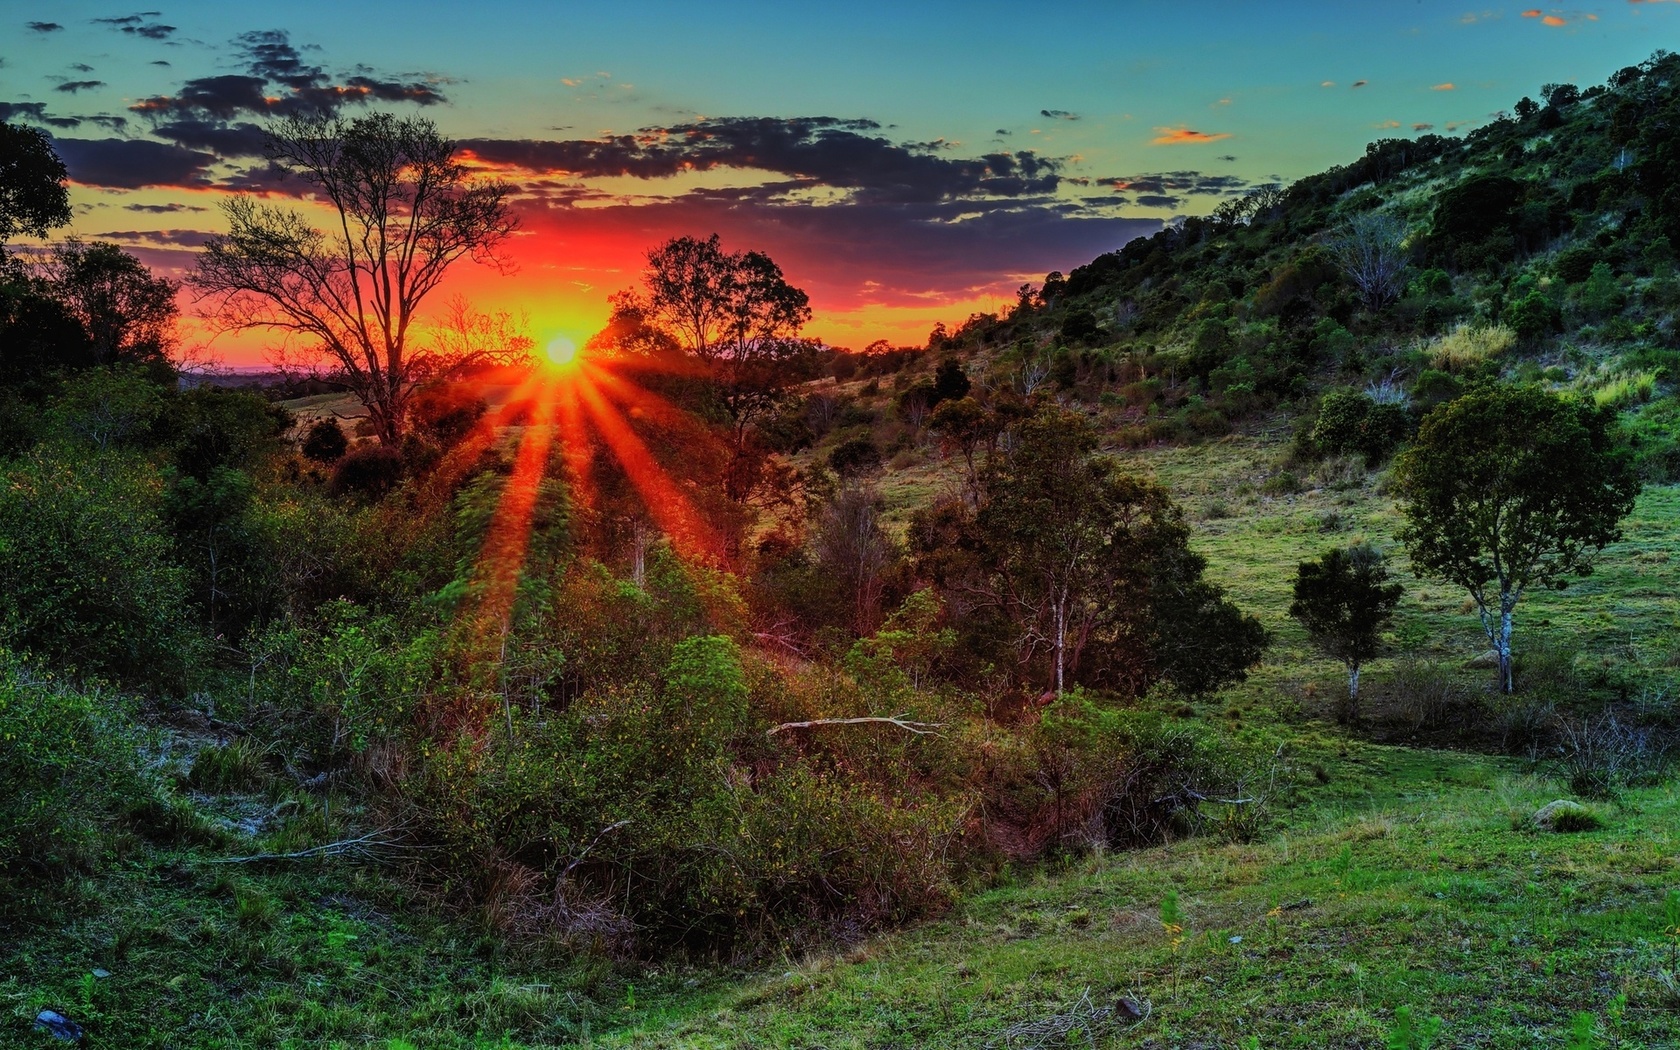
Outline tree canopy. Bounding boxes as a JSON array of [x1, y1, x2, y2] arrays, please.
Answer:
[[0, 122, 72, 247], [1289, 544, 1404, 720], [1393, 385, 1639, 691]]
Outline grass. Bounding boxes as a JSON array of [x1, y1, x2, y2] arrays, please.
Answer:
[[600, 750, 1680, 1048], [8, 408, 1679, 1047]]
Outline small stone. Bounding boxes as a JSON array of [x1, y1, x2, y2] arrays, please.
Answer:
[[1228, 935, 1242, 944], [1464, 650, 1501, 670], [91, 969, 110, 979], [1115, 996, 1145, 1020], [34, 1010, 84, 1043]]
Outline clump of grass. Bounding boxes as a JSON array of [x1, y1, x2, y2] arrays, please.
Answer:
[[188, 737, 271, 793], [1587, 369, 1659, 409], [1428, 323, 1515, 372]]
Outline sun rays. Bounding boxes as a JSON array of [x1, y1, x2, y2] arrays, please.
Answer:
[[457, 352, 721, 652]]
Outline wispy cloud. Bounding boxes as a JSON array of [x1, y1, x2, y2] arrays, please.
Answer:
[[1432, 82, 1456, 91], [1040, 109, 1079, 121], [1151, 126, 1232, 145]]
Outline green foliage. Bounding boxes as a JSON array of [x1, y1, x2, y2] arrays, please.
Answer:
[[250, 600, 434, 768], [1395, 385, 1641, 691], [1290, 544, 1404, 718], [1310, 389, 1410, 463], [1386, 1004, 1444, 1050], [0, 655, 143, 886], [0, 448, 193, 686], [1504, 290, 1561, 343]]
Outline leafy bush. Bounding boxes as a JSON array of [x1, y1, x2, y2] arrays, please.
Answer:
[[0, 449, 193, 686], [0, 656, 145, 888], [1311, 390, 1410, 463], [329, 444, 405, 499], [300, 418, 349, 462]]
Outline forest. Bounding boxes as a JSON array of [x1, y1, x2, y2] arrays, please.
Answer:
[[3, 48, 1680, 1049]]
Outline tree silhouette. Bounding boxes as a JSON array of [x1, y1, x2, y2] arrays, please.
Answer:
[[0, 122, 71, 249], [192, 113, 518, 445]]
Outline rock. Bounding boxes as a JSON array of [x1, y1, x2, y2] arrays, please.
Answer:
[[91, 969, 110, 979], [1464, 650, 1501, 670], [1532, 799, 1600, 832], [34, 1010, 84, 1043], [1114, 996, 1145, 1020]]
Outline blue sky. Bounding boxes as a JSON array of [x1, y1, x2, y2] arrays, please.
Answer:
[[4, 0, 1677, 356]]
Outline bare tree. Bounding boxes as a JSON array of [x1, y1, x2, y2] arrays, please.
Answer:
[[815, 485, 893, 636], [191, 113, 518, 445], [1327, 212, 1409, 311]]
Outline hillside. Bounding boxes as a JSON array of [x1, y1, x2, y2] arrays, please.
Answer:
[[7, 49, 1680, 1050]]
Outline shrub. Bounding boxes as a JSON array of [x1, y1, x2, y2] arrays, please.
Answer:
[[0, 449, 193, 685], [329, 444, 405, 499], [300, 418, 349, 463], [0, 657, 145, 890], [1311, 390, 1410, 463], [829, 435, 883, 477]]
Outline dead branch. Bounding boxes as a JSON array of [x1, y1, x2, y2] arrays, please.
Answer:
[[767, 715, 944, 737], [205, 827, 408, 865]]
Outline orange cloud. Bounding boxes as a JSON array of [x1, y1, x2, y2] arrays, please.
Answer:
[[1151, 126, 1232, 145], [1544, 14, 1567, 24], [1522, 8, 1541, 15], [1432, 82, 1456, 91], [1374, 120, 1402, 129]]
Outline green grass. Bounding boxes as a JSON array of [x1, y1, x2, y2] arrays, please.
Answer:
[[601, 748, 1680, 1048], [9, 415, 1678, 1047]]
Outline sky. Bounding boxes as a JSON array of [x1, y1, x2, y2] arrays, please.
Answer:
[[3, 0, 1679, 366]]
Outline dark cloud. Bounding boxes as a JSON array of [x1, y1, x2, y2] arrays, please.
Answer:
[[996, 129, 1011, 136], [1098, 171, 1250, 197], [51, 136, 216, 189], [132, 74, 268, 119], [1040, 109, 1080, 121], [1217, 154, 1238, 162], [0, 101, 80, 128], [70, 63, 95, 73], [27, 21, 63, 32], [131, 30, 447, 121], [151, 60, 170, 66], [1133, 194, 1184, 208], [152, 119, 269, 158], [85, 114, 128, 131], [56, 80, 106, 93], [123, 202, 206, 213], [463, 116, 1063, 204], [89, 228, 215, 248], [92, 13, 174, 39]]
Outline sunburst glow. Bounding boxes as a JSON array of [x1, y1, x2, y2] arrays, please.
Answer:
[[544, 335, 579, 367]]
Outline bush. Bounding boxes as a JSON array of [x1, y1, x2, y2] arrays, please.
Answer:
[[329, 444, 405, 499], [1311, 390, 1410, 463], [0, 449, 193, 685], [0, 657, 145, 889], [829, 435, 883, 477], [300, 418, 349, 462]]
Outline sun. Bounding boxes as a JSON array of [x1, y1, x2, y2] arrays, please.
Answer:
[[544, 334, 579, 367]]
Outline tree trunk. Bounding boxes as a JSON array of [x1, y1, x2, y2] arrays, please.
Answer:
[[1497, 608, 1514, 694]]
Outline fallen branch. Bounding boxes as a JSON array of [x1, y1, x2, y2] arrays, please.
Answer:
[[205, 828, 405, 865], [768, 715, 944, 737]]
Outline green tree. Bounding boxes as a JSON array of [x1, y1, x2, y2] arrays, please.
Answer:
[[1393, 386, 1639, 692], [0, 449, 191, 685], [609, 234, 814, 502], [192, 113, 518, 445], [1289, 544, 1404, 721], [45, 240, 179, 369], [0, 122, 71, 248], [919, 406, 1265, 696]]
